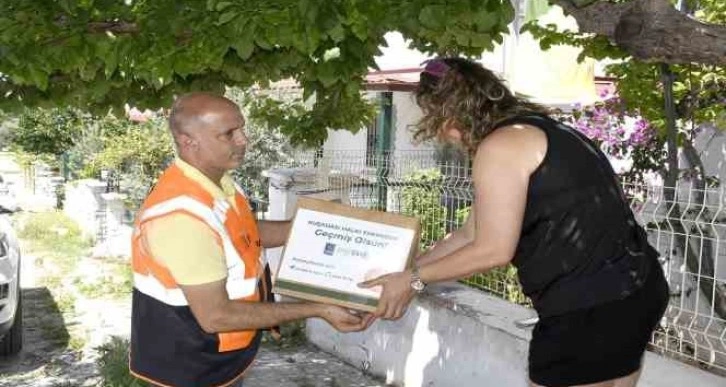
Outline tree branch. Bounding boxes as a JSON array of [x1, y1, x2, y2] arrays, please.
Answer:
[[53, 16, 139, 35], [87, 21, 139, 34], [554, 0, 726, 65]]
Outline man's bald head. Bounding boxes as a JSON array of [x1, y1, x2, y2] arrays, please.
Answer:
[[166, 92, 248, 178], [168, 92, 239, 142]]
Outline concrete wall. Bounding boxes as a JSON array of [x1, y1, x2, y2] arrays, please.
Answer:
[[689, 124, 726, 181], [308, 283, 532, 386], [63, 179, 132, 258], [63, 179, 107, 239], [267, 153, 726, 387], [306, 282, 726, 387], [323, 128, 367, 152], [322, 91, 376, 154], [321, 91, 435, 164]]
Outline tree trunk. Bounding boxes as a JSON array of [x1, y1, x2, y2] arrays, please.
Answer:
[[554, 0, 726, 65]]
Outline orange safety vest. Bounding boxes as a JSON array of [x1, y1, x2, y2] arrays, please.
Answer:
[[129, 164, 273, 387]]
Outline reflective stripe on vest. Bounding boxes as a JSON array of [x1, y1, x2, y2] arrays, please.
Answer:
[[130, 165, 265, 387], [134, 195, 259, 305]]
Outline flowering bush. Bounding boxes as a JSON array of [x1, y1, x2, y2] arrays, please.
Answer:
[[560, 94, 665, 183]]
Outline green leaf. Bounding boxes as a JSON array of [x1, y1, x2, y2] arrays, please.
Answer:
[[569, 0, 599, 7], [304, 28, 322, 53], [540, 38, 552, 50], [328, 23, 346, 43], [470, 33, 492, 49], [58, 0, 75, 14], [304, 2, 319, 25], [104, 46, 119, 77], [254, 34, 272, 50], [215, 1, 234, 11], [475, 10, 499, 33], [454, 32, 470, 46], [218, 11, 238, 25], [291, 34, 307, 53], [233, 39, 255, 60], [0, 0, 542, 144], [28, 66, 48, 90], [419, 6, 445, 29], [500, 0, 516, 23], [524, 0, 551, 24], [317, 65, 338, 87]]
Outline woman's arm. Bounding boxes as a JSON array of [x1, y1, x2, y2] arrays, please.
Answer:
[[416, 207, 475, 266], [360, 124, 547, 320]]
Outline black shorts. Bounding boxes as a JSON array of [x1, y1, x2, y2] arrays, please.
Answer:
[[528, 260, 669, 386]]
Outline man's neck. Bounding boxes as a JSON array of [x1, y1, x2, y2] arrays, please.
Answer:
[[179, 156, 224, 188], [196, 166, 224, 188]]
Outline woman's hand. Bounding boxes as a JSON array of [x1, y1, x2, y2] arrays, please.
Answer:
[[358, 270, 416, 320]]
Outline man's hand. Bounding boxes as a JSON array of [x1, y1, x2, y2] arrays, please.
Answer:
[[182, 280, 372, 333], [358, 270, 416, 321], [319, 305, 376, 332], [257, 220, 292, 248]]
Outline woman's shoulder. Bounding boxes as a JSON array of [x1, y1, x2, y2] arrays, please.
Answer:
[[476, 121, 548, 174], [492, 113, 556, 130]]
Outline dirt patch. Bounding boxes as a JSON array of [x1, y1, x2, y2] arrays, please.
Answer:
[[0, 213, 131, 387], [0, 211, 386, 387]]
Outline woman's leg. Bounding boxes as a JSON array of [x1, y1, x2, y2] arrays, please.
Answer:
[[612, 367, 642, 387], [529, 368, 642, 387]]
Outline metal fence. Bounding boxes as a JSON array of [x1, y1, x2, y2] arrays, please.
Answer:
[[248, 149, 726, 374], [626, 181, 726, 374]]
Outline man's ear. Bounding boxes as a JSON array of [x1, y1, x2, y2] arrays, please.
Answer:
[[178, 132, 197, 150]]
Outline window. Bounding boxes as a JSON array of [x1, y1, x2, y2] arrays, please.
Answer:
[[366, 118, 379, 167]]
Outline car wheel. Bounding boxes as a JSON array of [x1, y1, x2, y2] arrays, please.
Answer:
[[0, 288, 22, 356]]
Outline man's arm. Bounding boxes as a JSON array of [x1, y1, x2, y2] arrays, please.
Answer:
[[180, 280, 372, 333], [144, 215, 371, 333], [257, 220, 291, 248]]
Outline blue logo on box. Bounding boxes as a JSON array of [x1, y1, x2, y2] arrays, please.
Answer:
[[324, 243, 336, 256]]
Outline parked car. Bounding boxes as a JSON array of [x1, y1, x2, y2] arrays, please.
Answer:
[[0, 174, 19, 212], [0, 204, 21, 356], [0, 174, 8, 196]]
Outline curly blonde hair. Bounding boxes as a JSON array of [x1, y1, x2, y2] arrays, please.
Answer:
[[414, 57, 549, 155]]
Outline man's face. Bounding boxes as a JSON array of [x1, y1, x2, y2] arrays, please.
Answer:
[[194, 106, 248, 172]]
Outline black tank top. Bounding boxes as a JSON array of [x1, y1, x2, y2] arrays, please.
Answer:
[[495, 114, 659, 317]]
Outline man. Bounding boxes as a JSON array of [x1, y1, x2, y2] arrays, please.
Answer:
[[129, 93, 372, 387]]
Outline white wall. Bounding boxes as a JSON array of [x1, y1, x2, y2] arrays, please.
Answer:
[[392, 92, 429, 154], [63, 179, 132, 258], [325, 91, 378, 152], [321, 91, 434, 156], [691, 125, 726, 180], [390, 92, 437, 179], [323, 128, 367, 152], [307, 282, 726, 387], [63, 179, 107, 238]]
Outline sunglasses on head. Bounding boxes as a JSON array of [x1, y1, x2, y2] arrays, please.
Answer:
[[422, 58, 450, 79]]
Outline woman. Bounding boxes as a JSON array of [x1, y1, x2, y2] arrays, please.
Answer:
[[359, 57, 669, 387]]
